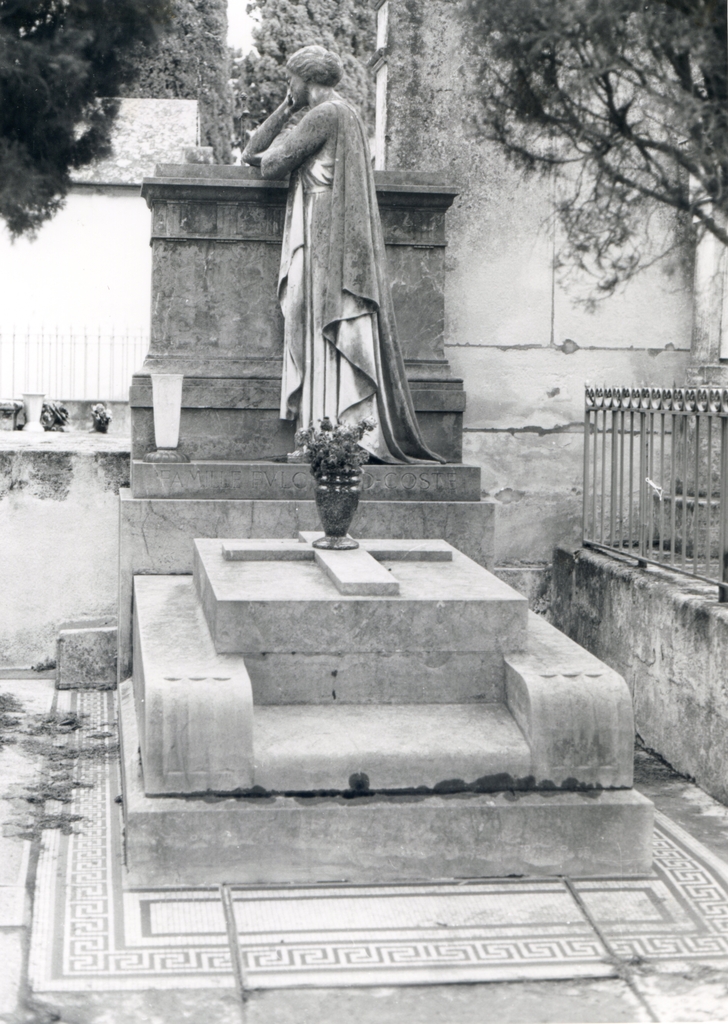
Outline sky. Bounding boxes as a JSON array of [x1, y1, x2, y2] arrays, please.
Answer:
[[228, 0, 257, 52]]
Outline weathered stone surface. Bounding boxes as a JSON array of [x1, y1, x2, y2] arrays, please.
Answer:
[[551, 545, 728, 805], [56, 625, 117, 690], [133, 576, 254, 795], [130, 459, 481, 501], [141, 166, 458, 369], [251, 702, 531, 792], [192, 539, 526, 655], [0, 442, 128, 670], [506, 613, 634, 789], [462, 429, 583, 563], [242, 650, 506, 705], [117, 490, 497, 679], [119, 680, 654, 886], [449, 346, 692, 433]]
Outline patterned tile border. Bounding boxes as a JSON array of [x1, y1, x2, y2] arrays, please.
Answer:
[[26, 690, 728, 991]]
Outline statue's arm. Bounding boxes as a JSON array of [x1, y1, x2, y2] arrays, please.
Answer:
[[244, 105, 335, 179], [241, 98, 294, 167]]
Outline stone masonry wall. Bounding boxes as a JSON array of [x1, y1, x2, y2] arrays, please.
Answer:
[[381, 0, 694, 563], [0, 439, 129, 668], [551, 545, 728, 804]]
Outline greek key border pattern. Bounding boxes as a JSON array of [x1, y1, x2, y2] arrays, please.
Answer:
[[28, 690, 728, 990]]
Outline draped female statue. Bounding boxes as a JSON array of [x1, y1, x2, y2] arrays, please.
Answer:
[[243, 44, 444, 464]]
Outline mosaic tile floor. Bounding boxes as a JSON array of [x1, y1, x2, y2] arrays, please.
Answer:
[[27, 690, 728, 992]]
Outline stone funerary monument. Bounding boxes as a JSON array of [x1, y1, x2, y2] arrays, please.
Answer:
[[118, 46, 653, 885]]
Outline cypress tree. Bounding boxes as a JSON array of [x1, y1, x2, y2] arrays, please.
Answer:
[[0, 0, 172, 237]]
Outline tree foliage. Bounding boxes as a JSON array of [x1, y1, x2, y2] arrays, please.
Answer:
[[462, 0, 728, 297], [231, 0, 375, 151], [122, 0, 232, 163], [0, 0, 172, 237]]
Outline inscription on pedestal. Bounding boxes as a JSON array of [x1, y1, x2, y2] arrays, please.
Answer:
[[131, 460, 481, 502]]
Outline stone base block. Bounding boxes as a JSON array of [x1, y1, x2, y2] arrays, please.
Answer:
[[119, 681, 654, 886], [56, 624, 117, 690], [118, 491, 496, 680], [193, 539, 526, 655]]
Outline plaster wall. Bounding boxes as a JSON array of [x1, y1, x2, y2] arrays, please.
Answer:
[[0, 191, 151, 336], [0, 439, 129, 668], [382, 0, 694, 561], [551, 546, 728, 804], [0, 98, 198, 340]]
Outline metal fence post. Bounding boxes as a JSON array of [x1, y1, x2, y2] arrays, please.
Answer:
[[720, 415, 728, 602]]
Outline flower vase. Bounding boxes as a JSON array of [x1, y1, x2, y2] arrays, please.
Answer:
[[312, 469, 362, 549], [22, 393, 45, 434], [144, 373, 189, 463]]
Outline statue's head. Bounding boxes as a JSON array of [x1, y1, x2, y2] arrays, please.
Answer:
[[286, 45, 343, 88]]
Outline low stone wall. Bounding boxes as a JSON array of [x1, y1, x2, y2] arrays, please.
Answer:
[[0, 434, 129, 668], [551, 545, 728, 804]]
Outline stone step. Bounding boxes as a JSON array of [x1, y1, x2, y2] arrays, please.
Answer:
[[119, 680, 655, 887], [252, 702, 532, 792]]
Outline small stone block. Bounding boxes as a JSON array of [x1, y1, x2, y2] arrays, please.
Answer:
[[56, 625, 117, 690], [313, 547, 400, 596], [361, 538, 453, 561], [223, 539, 314, 561]]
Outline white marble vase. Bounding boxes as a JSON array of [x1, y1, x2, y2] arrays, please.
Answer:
[[23, 393, 45, 434], [145, 373, 189, 462]]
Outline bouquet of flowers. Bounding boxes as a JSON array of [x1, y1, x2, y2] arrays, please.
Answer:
[[294, 417, 375, 477]]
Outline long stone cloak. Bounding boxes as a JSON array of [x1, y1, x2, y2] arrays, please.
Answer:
[[278, 99, 445, 464]]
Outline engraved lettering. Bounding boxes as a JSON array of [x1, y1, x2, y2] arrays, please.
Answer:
[[401, 472, 417, 490], [252, 470, 265, 491], [292, 471, 308, 490], [156, 467, 174, 489], [420, 473, 431, 490], [384, 472, 399, 490], [263, 470, 278, 488], [362, 472, 375, 491]]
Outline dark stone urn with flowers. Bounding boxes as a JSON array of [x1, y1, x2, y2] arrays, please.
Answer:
[[294, 417, 375, 549]]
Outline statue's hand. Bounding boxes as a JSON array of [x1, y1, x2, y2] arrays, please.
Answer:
[[285, 86, 307, 114]]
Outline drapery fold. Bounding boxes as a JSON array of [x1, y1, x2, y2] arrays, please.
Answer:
[[278, 99, 445, 464]]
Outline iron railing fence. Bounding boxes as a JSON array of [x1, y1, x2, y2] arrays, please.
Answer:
[[583, 385, 728, 601], [0, 329, 149, 402]]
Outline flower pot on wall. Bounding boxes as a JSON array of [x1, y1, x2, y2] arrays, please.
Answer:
[[144, 373, 189, 463], [22, 393, 45, 434]]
